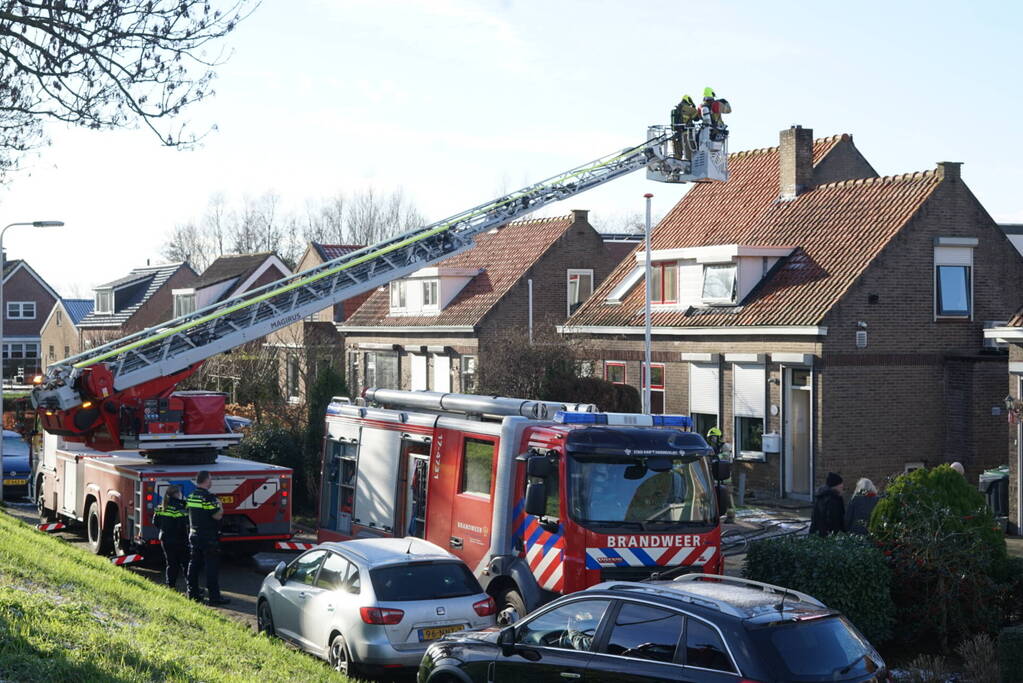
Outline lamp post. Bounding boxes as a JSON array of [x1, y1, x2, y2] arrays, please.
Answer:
[[642, 194, 653, 415], [0, 220, 63, 504]]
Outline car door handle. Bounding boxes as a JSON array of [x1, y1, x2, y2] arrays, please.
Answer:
[[560, 674, 582, 679], [298, 592, 307, 599], [450, 536, 463, 549], [326, 605, 335, 612]]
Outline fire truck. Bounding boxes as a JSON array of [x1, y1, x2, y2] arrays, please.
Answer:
[[317, 389, 731, 614], [36, 431, 292, 557], [28, 111, 729, 562]]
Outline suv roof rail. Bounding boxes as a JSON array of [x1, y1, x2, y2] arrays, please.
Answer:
[[603, 583, 749, 618], [672, 573, 825, 608]]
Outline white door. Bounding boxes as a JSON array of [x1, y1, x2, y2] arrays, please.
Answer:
[[411, 354, 428, 391], [62, 459, 77, 515], [432, 354, 451, 392], [784, 368, 812, 498]]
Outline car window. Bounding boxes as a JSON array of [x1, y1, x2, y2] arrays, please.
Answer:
[[516, 599, 610, 652], [747, 616, 879, 680], [684, 619, 735, 673], [345, 562, 361, 594], [370, 561, 482, 601], [286, 550, 327, 585], [316, 552, 350, 590], [601, 602, 684, 664]]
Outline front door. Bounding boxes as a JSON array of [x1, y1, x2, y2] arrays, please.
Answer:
[[784, 367, 812, 498]]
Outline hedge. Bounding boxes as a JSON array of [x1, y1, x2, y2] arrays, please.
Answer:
[[999, 625, 1023, 683], [743, 533, 894, 645]]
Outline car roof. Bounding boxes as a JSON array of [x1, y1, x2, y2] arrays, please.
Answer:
[[317, 537, 459, 567], [586, 575, 829, 621]]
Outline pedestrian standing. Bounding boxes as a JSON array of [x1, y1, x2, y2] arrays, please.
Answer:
[[153, 484, 189, 588], [186, 470, 231, 606], [844, 478, 879, 535], [809, 472, 846, 537]]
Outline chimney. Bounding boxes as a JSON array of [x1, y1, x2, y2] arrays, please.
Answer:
[[936, 161, 961, 181], [571, 209, 590, 223], [779, 125, 814, 200]]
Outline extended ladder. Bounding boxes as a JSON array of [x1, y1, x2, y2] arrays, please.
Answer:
[[33, 126, 727, 412]]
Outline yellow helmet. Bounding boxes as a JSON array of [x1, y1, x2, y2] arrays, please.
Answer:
[[703, 86, 716, 98], [682, 94, 694, 106], [706, 426, 723, 438]]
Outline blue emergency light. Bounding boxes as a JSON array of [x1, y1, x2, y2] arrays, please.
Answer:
[[553, 411, 693, 428]]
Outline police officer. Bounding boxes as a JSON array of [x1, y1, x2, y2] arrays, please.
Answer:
[[153, 484, 188, 589], [186, 470, 231, 605]]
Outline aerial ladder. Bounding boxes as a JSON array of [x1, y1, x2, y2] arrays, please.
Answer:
[[31, 114, 729, 461]]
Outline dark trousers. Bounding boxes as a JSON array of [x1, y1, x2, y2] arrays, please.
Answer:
[[161, 540, 188, 588], [187, 535, 222, 601]]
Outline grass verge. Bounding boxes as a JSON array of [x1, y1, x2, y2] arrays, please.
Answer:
[[0, 509, 349, 682]]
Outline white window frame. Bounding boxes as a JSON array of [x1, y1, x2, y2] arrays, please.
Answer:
[[6, 301, 36, 320], [732, 362, 766, 460], [95, 289, 113, 314], [56, 309, 63, 326], [173, 292, 196, 319], [389, 280, 407, 312], [410, 353, 428, 391], [567, 269, 594, 317], [933, 242, 975, 320], [422, 279, 439, 309], [460, 355, 478, 393], [689, 362, 720, 433], [702, 263, 738, 304]]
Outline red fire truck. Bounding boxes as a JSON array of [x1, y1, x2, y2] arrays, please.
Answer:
[[317, 389, 730, 614], [36, 432, 293, 557]]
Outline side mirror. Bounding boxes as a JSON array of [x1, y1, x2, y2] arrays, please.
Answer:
[[712, 459, 731, 482], [524, 481, 547, 517], [273, 560, 286, 583], [715, 483, 731, 518], [527, 456, 552, 478], [497, 626, 516, 657]]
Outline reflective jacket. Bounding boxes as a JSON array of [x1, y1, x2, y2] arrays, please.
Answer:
[[186, 487, 222, 540], [153, 497, 188, 544]]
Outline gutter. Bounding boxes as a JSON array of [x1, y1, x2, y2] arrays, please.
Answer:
[[557, 325, 828, 337]]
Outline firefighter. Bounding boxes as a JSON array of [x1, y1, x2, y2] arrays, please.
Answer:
[[705, 426, 723, 454], [186, 470, 231, 605], [700, 87, 731, 141], [153, 484, 189, 589], [670, 94, 698, 160]]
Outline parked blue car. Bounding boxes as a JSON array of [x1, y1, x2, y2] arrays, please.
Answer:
[[2, 429, 30, 499]]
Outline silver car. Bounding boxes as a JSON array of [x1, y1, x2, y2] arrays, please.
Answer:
[[257, 537, 497, 674]]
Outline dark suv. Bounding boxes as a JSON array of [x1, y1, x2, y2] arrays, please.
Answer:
[[418, 574, 889, 683]]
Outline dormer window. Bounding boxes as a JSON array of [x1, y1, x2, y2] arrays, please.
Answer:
[[422, 280, 438, 308], [702, 264, 737, 303], [173, 292, 196, 318], [651, 263, 678, 304], [95, 289, 113, 314], [389, 280, 407, 309]]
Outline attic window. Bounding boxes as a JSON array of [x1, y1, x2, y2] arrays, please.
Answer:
[[95, 289, 113, 314], [422, 280, 438, 308], [173, 293, 196, 318], [702, 264, 737, 303], [389, 280, 407, 310]]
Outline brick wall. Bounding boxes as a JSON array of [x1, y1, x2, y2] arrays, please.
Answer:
[[3, 265, 56, 338], [1007, 344, 1022, 532], [343, 333, 479, 395]]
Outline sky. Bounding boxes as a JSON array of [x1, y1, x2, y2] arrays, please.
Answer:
[[1, 0, 1021, 295]]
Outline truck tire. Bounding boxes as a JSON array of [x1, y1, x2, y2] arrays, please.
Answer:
[[495, 586, 527, 621], [86, 502, 113, 555], [37, 475, 55, 522]]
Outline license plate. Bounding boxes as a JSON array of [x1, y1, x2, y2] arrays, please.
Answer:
[[3, 479, 25, 486], [217, 495, 234, 505], [419, 624, 467, 641]]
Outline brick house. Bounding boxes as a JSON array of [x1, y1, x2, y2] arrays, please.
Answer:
[[266, 242, 371, 403], [77, 262, 197, 348], [39, 298, 94, 367], [339, 210, 617, 395], [171, 252, 291, 319], [562, 126, 1023, 501], [1, 259, 60, 383]]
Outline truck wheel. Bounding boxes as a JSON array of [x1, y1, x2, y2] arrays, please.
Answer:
[[37, 476, 55, 522], [495, 586, 526, 620], [85, 502, 113, 555]]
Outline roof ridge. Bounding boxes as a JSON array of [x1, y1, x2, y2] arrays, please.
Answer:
[[814, 168, 939, 190], [729, 133, 851, 160], [508, 213, 573, 226]]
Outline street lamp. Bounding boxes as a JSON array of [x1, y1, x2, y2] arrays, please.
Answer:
[[0, 220, 64, 504], [642, 194, 653, 415]]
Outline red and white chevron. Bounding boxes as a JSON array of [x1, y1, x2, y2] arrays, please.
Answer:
[[110, 554, 144, 566], [37, 522, 66, 532], [274, 541, 316, 551]]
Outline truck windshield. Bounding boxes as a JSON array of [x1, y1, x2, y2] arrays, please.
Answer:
[[567, 455, 715, 527]]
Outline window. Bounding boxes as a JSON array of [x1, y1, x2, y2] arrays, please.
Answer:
[[173, 293, 196, 318], [689, 361, 719, 439], [693, 413, 718, 438], [364, 351, 399, 389], [63, 345, 70, 359], [459, 437, 495, 497], [95, 289, 113, 314], [702, 264, 737, 302], [3, 342, 40, 379], [460, 355, 477, 393], [516, 599, 611, 651], [344, 560, 361, 593], [422, 280, 439, 307], [6, 302, 35, 319], [575, 360, 595, 378], [370, 561, 483, 601], [733, 362, 765, 458], [284, 549, 327, 585], [316, 552, 351, 590], [650, 262, 678, 303], [602, 602, 684, 663], [389, 280, 407, 309], [934, 243, 974, 319], [286, 353, 300, 400], [642, 363, 666, 414], [684, 619, 734, 672], [605, 361, 626, 384], [47, 345, 55, 360], [567, 269, 594, 316], [56, 310, 62, 326], [936, 266, 970, 317]]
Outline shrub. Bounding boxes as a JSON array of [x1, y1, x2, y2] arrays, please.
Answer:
[[870, 465, 1009, 651], [956, 633, 999, 683], [743, 533, 894, 645], [1000, 625, 1023, 683]]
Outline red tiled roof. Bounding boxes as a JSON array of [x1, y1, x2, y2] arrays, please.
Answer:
[[1008, 309, 1023, 327], [567, 136, 941, 329], [344, 215, 579, 329]]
